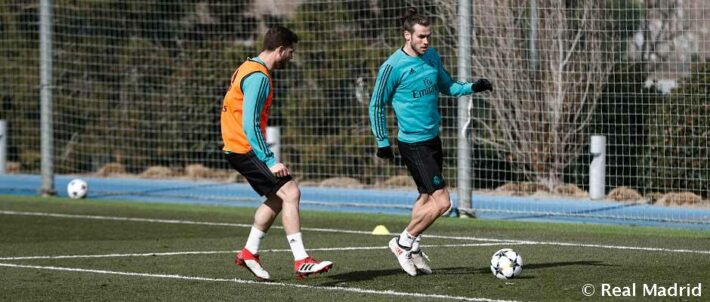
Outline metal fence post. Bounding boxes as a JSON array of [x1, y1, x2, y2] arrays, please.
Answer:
[[0, 120, 6, 174], [457, 0, 473, 216], [40, 0, 55, 196], [590, 135, 606, 199]]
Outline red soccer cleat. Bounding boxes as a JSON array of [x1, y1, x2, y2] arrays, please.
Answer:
[[294, 257, 333, 279]]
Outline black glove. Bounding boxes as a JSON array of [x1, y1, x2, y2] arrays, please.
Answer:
[[376, 146, 394, 160], [472, 78, 493, 92]]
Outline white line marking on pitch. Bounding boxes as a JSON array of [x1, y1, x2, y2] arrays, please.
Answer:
[[0, 262, 517, 302], [0, 242, 524, 261], [1, 210, 708, 255]]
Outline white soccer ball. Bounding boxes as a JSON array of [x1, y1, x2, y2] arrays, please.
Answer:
[[490, 248, 523, 279], [67, 179, 88, 199]]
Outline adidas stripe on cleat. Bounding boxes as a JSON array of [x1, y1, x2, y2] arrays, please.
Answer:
[[294, 257, 333, 279], [235, 248, 271, 281]]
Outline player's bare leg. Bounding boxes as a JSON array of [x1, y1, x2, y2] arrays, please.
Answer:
[[253, 196, 283, 232], [390, 193, 433, 276], [235, 196, 282, 281], [275, 181, 301, 235], [276, 180, 333, 279], [399, 188, 451, 274], [407, 188, 451, 235]]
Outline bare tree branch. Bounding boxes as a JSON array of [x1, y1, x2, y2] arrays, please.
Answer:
[[471, 0, 616, 188]]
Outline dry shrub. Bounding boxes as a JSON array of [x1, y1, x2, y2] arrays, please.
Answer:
[[553, 184, 587, 197], [208, 170, 232, 180], [496, 182, 520, 192], [383, 175, 416, 188], [319, 177, 363, 188], [645, 192, 665, 203], [6, 161, 20, 173], [95, 162, 126, 177], [522, 182, 550, 193], [656, 192, 702, 207], [185, 164, 211, 179], [140, 166, 174, 179], [226, 172, 244, 183], [607, 187, 643, 202], [184, 164, 232, 180], [297, 180, 320, 187], [496, 182, 549, 195]]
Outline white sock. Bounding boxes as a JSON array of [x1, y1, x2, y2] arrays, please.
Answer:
[[287, 232, 309, 260], [244, 226, 266, 255], [411, 235, 422, 253], [398, 230, 416, 249]]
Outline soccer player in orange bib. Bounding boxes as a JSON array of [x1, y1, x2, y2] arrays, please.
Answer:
[[222, 25, 332, 281]]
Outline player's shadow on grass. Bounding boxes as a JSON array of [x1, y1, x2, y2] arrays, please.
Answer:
[[318, 268, 425, 286], [471, 260, 615, 275], [319, 261, 612, 285], [319, 265, 481, 285], [524, 260, 616, 270], [320, 267, 464, 286]]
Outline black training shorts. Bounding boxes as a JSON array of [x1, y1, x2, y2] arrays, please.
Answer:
[[225, 151, 292, 196], [397, 136, 446, 194]]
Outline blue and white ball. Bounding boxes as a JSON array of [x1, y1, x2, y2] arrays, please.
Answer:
[[67, 179, 88, 199], [490, 248, 523, 279]]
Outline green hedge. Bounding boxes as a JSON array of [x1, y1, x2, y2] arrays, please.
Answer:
[[643, 63, 709, 197]]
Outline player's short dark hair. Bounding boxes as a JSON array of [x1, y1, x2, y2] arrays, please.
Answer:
[[402, 7, 430, 33], [263, 25, 299, 51]]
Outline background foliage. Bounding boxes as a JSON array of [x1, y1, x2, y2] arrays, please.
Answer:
[[0, 0, 706, 197]]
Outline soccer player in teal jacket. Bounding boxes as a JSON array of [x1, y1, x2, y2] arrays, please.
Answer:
[[369, 7, 492, 276]]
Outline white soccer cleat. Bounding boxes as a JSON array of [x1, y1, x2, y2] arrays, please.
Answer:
[[388, 237, 417, 276], [235, 248, 271, 281], [294, 257, 333, 279], [411, 250, 432, 275]]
